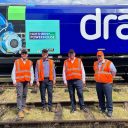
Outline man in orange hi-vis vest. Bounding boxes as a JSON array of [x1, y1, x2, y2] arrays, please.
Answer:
[[35, 49, 56, 112], [11, 48, 34, 118], [93, 51, 117, 117], [63, 49, 88, 113]]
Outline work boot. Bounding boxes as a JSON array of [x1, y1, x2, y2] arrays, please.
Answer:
[[42, 107, 47, 112], [99, 107, 106, 113], [107, 111, 112, 117], [23, 108, 30, 114], [99, 108, 106, 114], [81, 107, 89, 112], [18, 111, 24, 118], [48, 107, 54, 112], [70, 108, 76, 113]]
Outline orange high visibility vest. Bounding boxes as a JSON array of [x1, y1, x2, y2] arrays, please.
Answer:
[[64, 58, 82, 80], [15, 58, 32, 82], [93, 59, 113, 83], [36, 59, 54, 81]]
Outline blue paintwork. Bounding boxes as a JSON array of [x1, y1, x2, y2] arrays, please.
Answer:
[[26, 5, 128, 54]]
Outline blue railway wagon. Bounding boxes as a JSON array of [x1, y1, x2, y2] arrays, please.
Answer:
[[0, 5, 128, 79]]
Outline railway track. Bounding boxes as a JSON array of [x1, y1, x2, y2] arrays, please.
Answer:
[[0, 77, 128, 127], [0, 101, 127, 108], [0, 101, 128, 128], [1, 120, 128, 128]]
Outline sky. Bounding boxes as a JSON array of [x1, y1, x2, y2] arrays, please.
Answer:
[[0, 0, 128, 5]]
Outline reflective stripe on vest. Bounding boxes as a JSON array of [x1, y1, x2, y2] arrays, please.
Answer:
[[37, 59, 54, 81], [65, 58, 82, 80], [16, 76, 31, 79], [15, 58, 32, 82], [93, 59, 113, 83], [66, 73, 82, 77], [16, 70, 31, 73]]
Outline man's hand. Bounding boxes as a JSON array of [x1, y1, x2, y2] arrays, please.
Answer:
[[83, 81, 86, 87], [53, 80, 56, 86], [13, 82, 17, 86], [64, 83, 68, 87], [29, 83, 33, 87], [36, 81, 40, 87], [53, 80, 56, 85]]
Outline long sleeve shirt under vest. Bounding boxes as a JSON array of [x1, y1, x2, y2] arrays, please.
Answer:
[[11, 58, 34, 84], [35, 58, 56, 82], [63, 57, 86, 85], [97, 59, 117, 76]]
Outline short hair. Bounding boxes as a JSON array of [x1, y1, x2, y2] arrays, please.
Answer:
[[21, 48, 28, 54], [68, 49, 75, 54], [42, 49, 48, 53]]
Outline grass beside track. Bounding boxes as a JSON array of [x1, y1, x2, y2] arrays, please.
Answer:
[[0, 87, 128, 103]]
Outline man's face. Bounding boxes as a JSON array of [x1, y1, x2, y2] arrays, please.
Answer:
[[21, 53, 28, 60], [68, 53, 75, 59], [97, 55, 104, 62], [42, 52, 48, 59]]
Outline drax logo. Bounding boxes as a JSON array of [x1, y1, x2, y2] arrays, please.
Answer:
[[80, 8, 128, 40]]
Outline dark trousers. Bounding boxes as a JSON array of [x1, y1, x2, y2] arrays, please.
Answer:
[[96, 82, 113, 112], [67, 79, 85, 109], [39, 79, 53, 108], [16, 82, 28, 112]]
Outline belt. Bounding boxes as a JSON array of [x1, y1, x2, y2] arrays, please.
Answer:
[[68, 79, 80, 81], [44, 77, 49, 79]]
